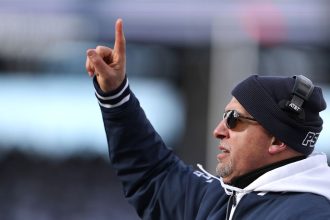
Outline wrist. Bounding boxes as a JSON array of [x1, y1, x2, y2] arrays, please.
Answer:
[[93, 75, 130, 109]]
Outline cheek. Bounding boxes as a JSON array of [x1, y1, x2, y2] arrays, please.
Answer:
[[229, 129, 271, 171], [228, 134, 252, 168], [230, 143, 255, 170], [243, 127, 271, 152]]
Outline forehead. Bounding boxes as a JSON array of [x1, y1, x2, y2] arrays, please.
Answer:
[[225, 97, 251, 116]]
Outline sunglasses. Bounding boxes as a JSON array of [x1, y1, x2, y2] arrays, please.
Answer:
[[223, 110, 257, 129]]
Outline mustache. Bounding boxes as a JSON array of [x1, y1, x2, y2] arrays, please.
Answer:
[[220, 142, 231, 151]]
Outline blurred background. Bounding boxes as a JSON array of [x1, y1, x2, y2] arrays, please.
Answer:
[[0, 0, 329, 219]]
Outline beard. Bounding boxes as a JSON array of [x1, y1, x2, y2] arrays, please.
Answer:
[[216, 159, 233, 178]]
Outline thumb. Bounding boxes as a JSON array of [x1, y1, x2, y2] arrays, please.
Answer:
[[87, 49, 110, 76]]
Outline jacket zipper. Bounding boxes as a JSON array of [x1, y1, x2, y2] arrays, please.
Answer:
[[225, 192, 237, 220]]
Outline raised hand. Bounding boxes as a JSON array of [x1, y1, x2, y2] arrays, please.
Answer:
[[86, 19, 126, 92]]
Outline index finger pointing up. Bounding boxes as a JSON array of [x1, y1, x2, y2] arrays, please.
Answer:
[[114, 18, 126, 56]]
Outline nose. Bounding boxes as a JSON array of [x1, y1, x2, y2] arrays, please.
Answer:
[[213, 119, 228, 139]]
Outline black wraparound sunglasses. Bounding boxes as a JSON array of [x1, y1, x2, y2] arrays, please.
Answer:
[[223, 110, 257, 129]]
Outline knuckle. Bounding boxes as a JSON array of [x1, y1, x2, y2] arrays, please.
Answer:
[[95, 46, 102, 52], [96, 45, 107, 52], [96, 45, 112, 57]]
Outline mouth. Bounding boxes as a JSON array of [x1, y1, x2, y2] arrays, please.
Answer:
[[219, 146, 230, 153], [217, 145, 230, 161]]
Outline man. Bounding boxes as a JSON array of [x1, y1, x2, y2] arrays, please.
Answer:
[[86, 19, 330, 219]]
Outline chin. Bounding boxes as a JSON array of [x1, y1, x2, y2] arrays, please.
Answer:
[[216, 161, 233, 180]]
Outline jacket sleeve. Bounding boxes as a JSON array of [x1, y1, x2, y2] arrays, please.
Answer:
[[93, 77, 214, 219]]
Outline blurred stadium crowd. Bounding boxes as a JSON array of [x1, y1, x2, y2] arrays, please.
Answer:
[[0, 151, 139, 219]]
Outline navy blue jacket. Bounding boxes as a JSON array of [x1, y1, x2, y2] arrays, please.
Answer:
[[94, 78, 330, 220]]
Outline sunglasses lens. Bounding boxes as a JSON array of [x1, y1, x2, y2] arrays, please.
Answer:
[[225, 110, 237, 129]]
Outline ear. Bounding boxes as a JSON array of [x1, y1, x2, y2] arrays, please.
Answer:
[[268, 137, 287, 155]]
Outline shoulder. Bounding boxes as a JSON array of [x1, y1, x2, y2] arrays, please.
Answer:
[[265, 192, 330, 218], [237, 192, 330, 220], [278, 192, 330, 206]]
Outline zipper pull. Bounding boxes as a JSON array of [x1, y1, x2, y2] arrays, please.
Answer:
[[232, 191, 237, 206], [225, 191, 237, 220]]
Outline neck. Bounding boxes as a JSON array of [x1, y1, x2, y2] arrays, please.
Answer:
[[230, 155, 306, 188]]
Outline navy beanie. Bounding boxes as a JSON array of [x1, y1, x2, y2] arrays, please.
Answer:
[[232, 75, 327, 155]]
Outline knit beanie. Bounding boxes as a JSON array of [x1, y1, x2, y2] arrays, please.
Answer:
[[231, 75, 326, 155]]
